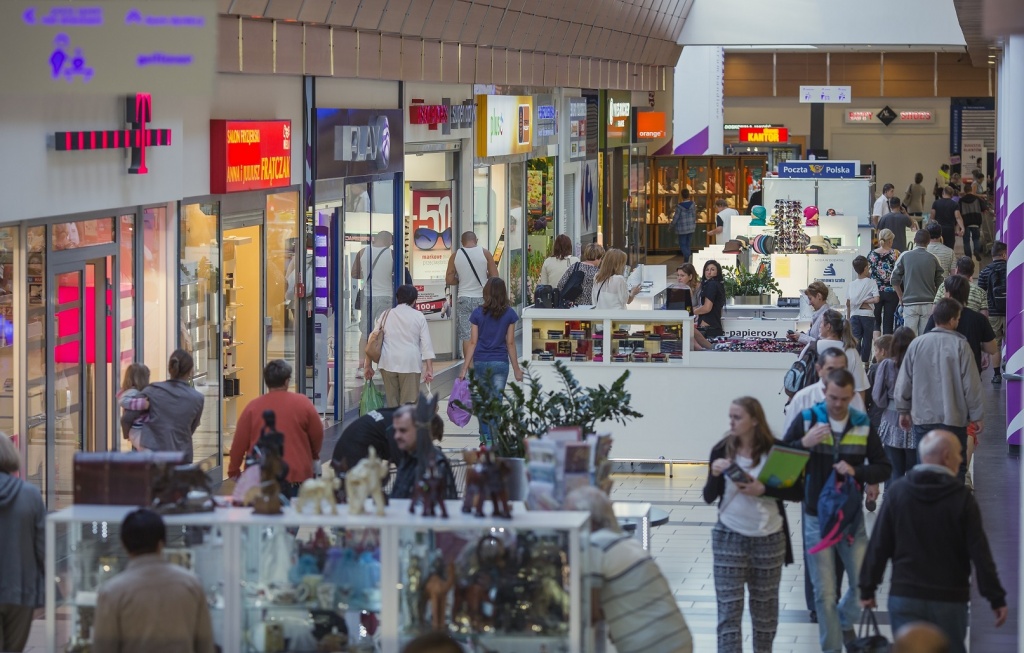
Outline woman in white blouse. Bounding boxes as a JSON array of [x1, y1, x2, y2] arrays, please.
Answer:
[[538, 234, 579, 288], [365, 284, 435, 406], [593, 249, 641, 310]]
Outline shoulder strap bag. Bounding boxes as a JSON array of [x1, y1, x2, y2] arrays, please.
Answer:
[[365, 309, 391, 364], [355, 249, 387, 310], [460, 248, 483, 287]]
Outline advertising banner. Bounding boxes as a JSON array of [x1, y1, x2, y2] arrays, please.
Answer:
[[738, 127, 788, 143], [0, 0, 216, 95], [413, 281, 451, 321], [475, 95, 534, 157], [777, 160, 859, 179], [409, 188, 453, 321], [313, 226, 330, 315], [210, 120, 292, 193], [567, 97, 587, 161], [533, 94, 557, 146], [604, 90, 632, 148], [806, 253, 857, 301], [316, 108, 404, 179], [634, 111, 667, 140]]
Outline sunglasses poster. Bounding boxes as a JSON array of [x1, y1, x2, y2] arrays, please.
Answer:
[[408, 188, 453, 322]]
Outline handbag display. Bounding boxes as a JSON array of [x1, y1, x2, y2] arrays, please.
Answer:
[[364, 309, 390, 364]]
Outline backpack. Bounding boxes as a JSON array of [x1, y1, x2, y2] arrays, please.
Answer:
[[987, 262, 1007, 314], [558, 262, 585, 307], [808, 468, 863, 554], [783, 346, 820, 399]]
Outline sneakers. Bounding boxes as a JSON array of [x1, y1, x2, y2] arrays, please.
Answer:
[[993, 371, 1002, 384]]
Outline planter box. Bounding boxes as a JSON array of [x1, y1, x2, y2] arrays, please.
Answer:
[[728, 294, 771, 305]]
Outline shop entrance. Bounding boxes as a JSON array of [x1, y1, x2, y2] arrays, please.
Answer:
[[46, 254, 113, 508]]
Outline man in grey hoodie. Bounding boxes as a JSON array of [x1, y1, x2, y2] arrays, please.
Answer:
[[890, 229, 945, 336], [894, 298, 984, 482], [670, 189, 697, 263]]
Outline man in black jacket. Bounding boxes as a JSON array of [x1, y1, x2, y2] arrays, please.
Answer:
[[389, 405, 457, 501], [783, 369, 891, 653], [859, 430, 1007, 653]]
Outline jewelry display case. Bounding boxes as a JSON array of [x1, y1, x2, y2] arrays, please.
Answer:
[[47, 502, 590, 653]]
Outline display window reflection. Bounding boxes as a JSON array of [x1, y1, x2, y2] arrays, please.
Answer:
[[524, 157, 557, 307]]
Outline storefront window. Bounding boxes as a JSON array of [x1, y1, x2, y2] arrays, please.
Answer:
[[25, 226, 45, 495], [116, 216, 135, 452], [52, 217, 114, 250], [265, 191, 299, 390], [0, 228, 18, 461], [143, 206, 171, 382], [180, 203, 220, 468], [342, 179, 396, 416], [508, 162, 526, 309], [525, 157, 557, 306]]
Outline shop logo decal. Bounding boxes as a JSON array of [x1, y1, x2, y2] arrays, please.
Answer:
[[488, 108, 504, 140], [52, 92, 171, 174], [337, 115, 391, 170], [608, 99, 630, 126], [809, 164, 824, 174], [822, 264, 836, 276], [582, 162, 595, 230]]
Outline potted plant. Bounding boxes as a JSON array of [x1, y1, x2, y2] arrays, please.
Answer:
[[457, 361, 642, 499], [722, 264, 781, 305]]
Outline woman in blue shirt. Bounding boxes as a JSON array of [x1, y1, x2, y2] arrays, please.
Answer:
[[459, 277, 524, 445]]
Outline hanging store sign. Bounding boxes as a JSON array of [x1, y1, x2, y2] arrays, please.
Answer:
[[0, 0, 216, 95], [534, 99, 558, 142], [799, 85, 851, 103], [567, 97, 587, 161], [845, 108, 936, 125], [51, 92, 171, 174], [634, 111, 667, 139], [315, 108, 404, 179], [209, 120, 291, 193], [314, 226, 330, 315], [738, 127, 789, 143], [407, 98, 475, 134], [777, 160, 859, 179], [475, 95, 533, 157]]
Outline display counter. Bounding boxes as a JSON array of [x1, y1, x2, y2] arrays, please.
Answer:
[[47, 501, 590, 653], [522, 308, 796, 463]]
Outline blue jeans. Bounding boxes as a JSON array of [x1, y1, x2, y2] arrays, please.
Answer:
[[472, 360, 509, 446], [913, 424, 967, 482], [677, 232, 693, 262], [888, 596, 969, 653], [962, 226, 981, 260], [803, 512, 868, 653], [885, 445, 918, 482], [850, 315, 875, 363]]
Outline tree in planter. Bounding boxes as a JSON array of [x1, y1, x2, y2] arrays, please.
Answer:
[[721, 264, 782, 299], [456, 361, 643, 458]]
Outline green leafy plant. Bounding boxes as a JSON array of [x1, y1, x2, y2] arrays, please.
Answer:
[[456, 361, 643, 458], [721, 264, 781, 298]]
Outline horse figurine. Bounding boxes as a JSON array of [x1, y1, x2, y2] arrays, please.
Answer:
[[462, 447, 512, 519], [295, 465, 340, 515], [347, 446, 389, 516], [410, 457, 449, 518]]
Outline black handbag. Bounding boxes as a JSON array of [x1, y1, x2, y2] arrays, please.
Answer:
[[847, 608, 891, 653]]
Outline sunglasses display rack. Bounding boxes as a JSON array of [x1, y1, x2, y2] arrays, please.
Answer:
[[770, 199, 812, 254]]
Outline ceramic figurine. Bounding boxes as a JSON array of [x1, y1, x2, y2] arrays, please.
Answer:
[[424, 558, 456, 632], [409, 457, 449, 518], [346, 446, 389, 516], [404, 555, 425, 630], [462, 447, 512, 519], [243, 410, 289, 515], [328, 459, 349, 504], [295, 465, 340, 515], [150, 464, 214, 514]]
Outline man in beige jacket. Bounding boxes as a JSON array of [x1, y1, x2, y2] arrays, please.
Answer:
[[93, 509, 214, 653]]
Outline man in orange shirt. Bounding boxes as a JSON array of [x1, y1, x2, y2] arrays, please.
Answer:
[[228, 359, 324, 496]]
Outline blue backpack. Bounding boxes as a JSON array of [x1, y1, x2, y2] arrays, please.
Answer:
[[808, 467, 862, 554]]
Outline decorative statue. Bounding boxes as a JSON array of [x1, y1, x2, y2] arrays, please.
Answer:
[[328, 458, 349, 504], [410, 457, 449, 518], [424, 558, 456, 631], [346, 446, 389, 516], [404, 554, 425, 630], [462, 447, 512, 519], [295, 465, 340, 515], [150, 464, 214, 514], [243, 410, 289, 515]]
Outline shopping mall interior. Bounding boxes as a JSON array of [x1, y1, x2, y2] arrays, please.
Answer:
[[0, 0, 1022, 651]]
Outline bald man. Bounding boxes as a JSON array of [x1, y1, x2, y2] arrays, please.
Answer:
[[859, 430, 1007, 653], [893, 622, 950, 653]]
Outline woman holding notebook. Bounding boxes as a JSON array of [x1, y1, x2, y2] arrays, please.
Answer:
[[702, 397, 805, 653]]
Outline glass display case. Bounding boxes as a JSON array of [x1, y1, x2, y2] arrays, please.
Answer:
[[522, 309, 693, 367], [47, 502, 590, 653], [647, 155, 767, 254]]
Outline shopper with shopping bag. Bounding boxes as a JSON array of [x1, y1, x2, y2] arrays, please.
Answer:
[[364, 284, 435, 407]]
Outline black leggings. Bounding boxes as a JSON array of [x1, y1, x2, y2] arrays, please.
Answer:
[[874, 290, 899, 334]]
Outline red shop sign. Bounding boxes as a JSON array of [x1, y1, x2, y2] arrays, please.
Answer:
[[738, 127, 789, 143], [210, 120, 292, 193], [409, 104, 449, 129]]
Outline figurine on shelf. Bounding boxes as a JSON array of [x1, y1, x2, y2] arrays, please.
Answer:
[[295, 465, 340, 515], [346, 446, 389, 516], [328, 459, 349, 504], [243, 410, 289, 515], [462, 447, 512, 519], [409, 457, 450, 518], [424, 558, 456, 632], [404, 554, 426, 630], [150, 463, 214, 514]]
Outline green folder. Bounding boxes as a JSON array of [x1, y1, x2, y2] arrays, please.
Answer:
[[757, 445, 810, 489]]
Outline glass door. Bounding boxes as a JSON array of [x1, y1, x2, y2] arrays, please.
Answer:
[[47, 258, 109, 508], [627, 145, 648, 266]]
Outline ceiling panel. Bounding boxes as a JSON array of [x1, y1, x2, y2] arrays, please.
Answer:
[[327, 0, 360, 26], [298, 0, 333, 23], [378, 0, 413, 33]]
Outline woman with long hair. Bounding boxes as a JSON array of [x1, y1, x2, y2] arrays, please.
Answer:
[[538, 234, 579, 287], [868, 229, 900, 336], [459, 277, 524, 445], [704, 397, 803, 653], [557, 242, 604, 306], [675, 264, 714, 350], [593, 248, 641, 309], [872, 326, 917, 480], [814, 310, 871, 401], [694, 259, 726, 338]]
